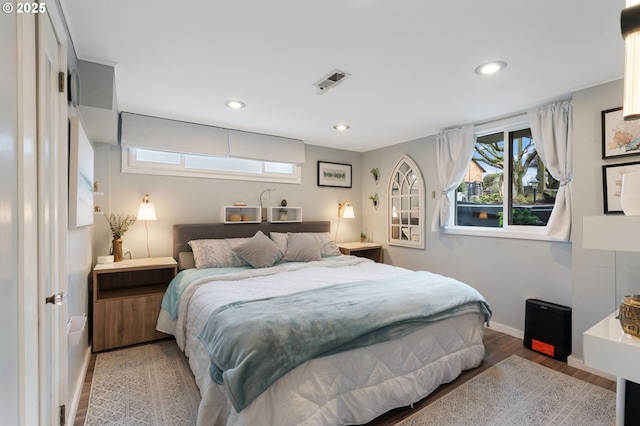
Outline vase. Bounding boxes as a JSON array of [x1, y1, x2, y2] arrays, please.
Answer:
[[112, 237, 124, 262]]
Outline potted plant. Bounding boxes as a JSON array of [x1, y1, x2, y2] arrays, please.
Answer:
[[370, 168, 380, 184], [105, 213, 137, 261], [369, 194, 379, 210]]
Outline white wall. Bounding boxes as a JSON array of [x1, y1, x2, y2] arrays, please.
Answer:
[[1, 10, 20, 426], [93, 143, 363, 259]]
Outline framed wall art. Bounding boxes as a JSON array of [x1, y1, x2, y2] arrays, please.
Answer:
[[69, 116, 94, 228], [602, 107, 640, 159], [602, 161, 640, 214], [317, 161, 352, 188]]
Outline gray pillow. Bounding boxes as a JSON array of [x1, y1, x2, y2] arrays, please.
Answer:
[[232, 230, 283, 268], [284, 233, 322, 262]]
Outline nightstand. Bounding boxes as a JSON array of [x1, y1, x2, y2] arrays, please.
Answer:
[[92, 257, 177, 352], [337, 242, 383, 263]]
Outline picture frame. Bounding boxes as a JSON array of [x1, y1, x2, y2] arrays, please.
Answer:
[[69, 116, 94, 228], [317, 161, 352, 188], [602, 107, 640, 159], [602, 161, 640, 214]]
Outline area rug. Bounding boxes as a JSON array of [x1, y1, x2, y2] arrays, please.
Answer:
[[396, 355, 616, 426], [84, 340, 200, 426]]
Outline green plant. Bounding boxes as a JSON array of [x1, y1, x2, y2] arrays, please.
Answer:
[[105, 213, 137, 238], [497, 207, 543, 226], [370, 167, 380, 184], [369, 194, 379, 208]]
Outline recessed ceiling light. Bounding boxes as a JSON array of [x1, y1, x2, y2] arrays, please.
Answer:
[[474, 61, 507, 75], [333, 124, 350, 131], [225, 100, 246, 109]]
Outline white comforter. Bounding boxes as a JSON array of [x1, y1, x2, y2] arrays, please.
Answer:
[[157, 257, 486, 426]]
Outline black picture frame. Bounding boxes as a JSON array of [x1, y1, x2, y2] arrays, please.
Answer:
[[602, 161, 640, 214], [317, 161, 352, 188], [602, 107, 640, 159]]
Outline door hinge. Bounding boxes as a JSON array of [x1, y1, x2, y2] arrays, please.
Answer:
[[58, 71, 65, 93], [59, 405, 65, 425]]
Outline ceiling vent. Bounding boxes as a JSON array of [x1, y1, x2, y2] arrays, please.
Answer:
[[313, 69, 350, 95]]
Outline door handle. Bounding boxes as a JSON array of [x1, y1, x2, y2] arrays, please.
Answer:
[[45, 292, 66, 305]]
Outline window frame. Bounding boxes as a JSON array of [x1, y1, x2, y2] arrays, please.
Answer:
[[443, 114, 555, 241], [121, 147, 302, 184]]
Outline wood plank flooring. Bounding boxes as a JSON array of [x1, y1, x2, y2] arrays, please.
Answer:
[[73, 329, 615, 426]]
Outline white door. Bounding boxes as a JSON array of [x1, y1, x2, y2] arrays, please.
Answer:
[[37, 8, 68, 425]]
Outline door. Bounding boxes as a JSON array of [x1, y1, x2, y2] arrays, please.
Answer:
[[37, 8, 68, 425]]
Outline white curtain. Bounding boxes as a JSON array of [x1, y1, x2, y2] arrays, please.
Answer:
[[431, 126, 475, 231], [527, 100, 573, 241]]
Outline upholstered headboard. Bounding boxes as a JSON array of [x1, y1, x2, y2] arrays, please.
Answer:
[[172, 221, 331, 263]]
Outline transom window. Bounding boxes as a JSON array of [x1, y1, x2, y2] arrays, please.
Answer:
[[122, 148, 301, 184], [454, 119, 557, 235]]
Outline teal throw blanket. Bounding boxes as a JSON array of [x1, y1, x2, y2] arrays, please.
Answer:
[[198, 271, 492, 412]]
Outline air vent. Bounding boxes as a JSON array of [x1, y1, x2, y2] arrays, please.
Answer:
[[313, 69, 350, 95]]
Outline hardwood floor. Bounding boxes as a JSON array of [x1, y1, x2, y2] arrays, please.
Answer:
[[73, 329, 615, 426]]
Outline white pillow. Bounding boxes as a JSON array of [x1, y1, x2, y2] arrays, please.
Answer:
[[188, 237, 251, 268]]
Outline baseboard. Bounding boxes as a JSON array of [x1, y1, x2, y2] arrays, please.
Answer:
[[567, 355, 616, 381], [67, 344, 92, 426], [487, 321, 524, 340], [488, 321, 616, 382]]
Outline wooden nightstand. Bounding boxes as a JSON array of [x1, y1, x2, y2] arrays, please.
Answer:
[[92, 257, 177, 352], [337, 242, 383, 263]]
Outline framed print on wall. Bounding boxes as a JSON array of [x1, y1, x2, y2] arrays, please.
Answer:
[[317, 161, 352, 188], [602, 161, 640, 214], [69, 116, 94, 227], [602, 107, 640, 159]]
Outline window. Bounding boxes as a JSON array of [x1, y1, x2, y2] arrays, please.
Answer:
[[122, 148, 301, 184], [454, 118, 557, 235]]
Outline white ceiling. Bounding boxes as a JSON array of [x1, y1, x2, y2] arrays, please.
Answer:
[[60, 0, 625, 152]]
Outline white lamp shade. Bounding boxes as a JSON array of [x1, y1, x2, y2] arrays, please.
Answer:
[[137, 202, 157, 220], [342, 205, 355, 218], [621, 171, 640, 216]]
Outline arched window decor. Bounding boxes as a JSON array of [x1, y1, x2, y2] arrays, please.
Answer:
[[388, 155, 425, 248]]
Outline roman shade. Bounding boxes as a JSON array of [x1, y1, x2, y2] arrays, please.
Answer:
[[228, 129, 305, 164], [120, 112, 228, 157], [120, 112, 306, 164]]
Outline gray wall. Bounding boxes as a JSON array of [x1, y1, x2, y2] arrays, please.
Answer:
[[571, 79, 640, 359], [361, 134, 572, 336], [93, 79, 633, 364], [1, 10, 20, 426], [93, 144, 363, 259], [361, 78, 637, 361]]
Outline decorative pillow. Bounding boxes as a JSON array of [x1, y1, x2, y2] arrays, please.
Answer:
[[178, 252, 196, 270], [188, 237, 251, 268], [269, 232, 289, 254], [270, 232, 342, 257], [232, 231, 283, 268], [283, 233, 322, 262]]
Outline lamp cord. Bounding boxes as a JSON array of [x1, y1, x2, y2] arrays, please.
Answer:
[[334, 216, 342, 242], [145, 220, 151, 258]]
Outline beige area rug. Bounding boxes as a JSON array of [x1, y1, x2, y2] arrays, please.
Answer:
[[397, 355, 616, 426], [85, 340, 200, 426]]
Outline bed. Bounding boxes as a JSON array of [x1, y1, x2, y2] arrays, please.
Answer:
[[156, 221, 491, 426]]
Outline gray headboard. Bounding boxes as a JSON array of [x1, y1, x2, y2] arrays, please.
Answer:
[[172, 221, 331, 261]]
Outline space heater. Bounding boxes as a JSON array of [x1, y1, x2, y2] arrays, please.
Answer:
[[523, 299, 572, 362]]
